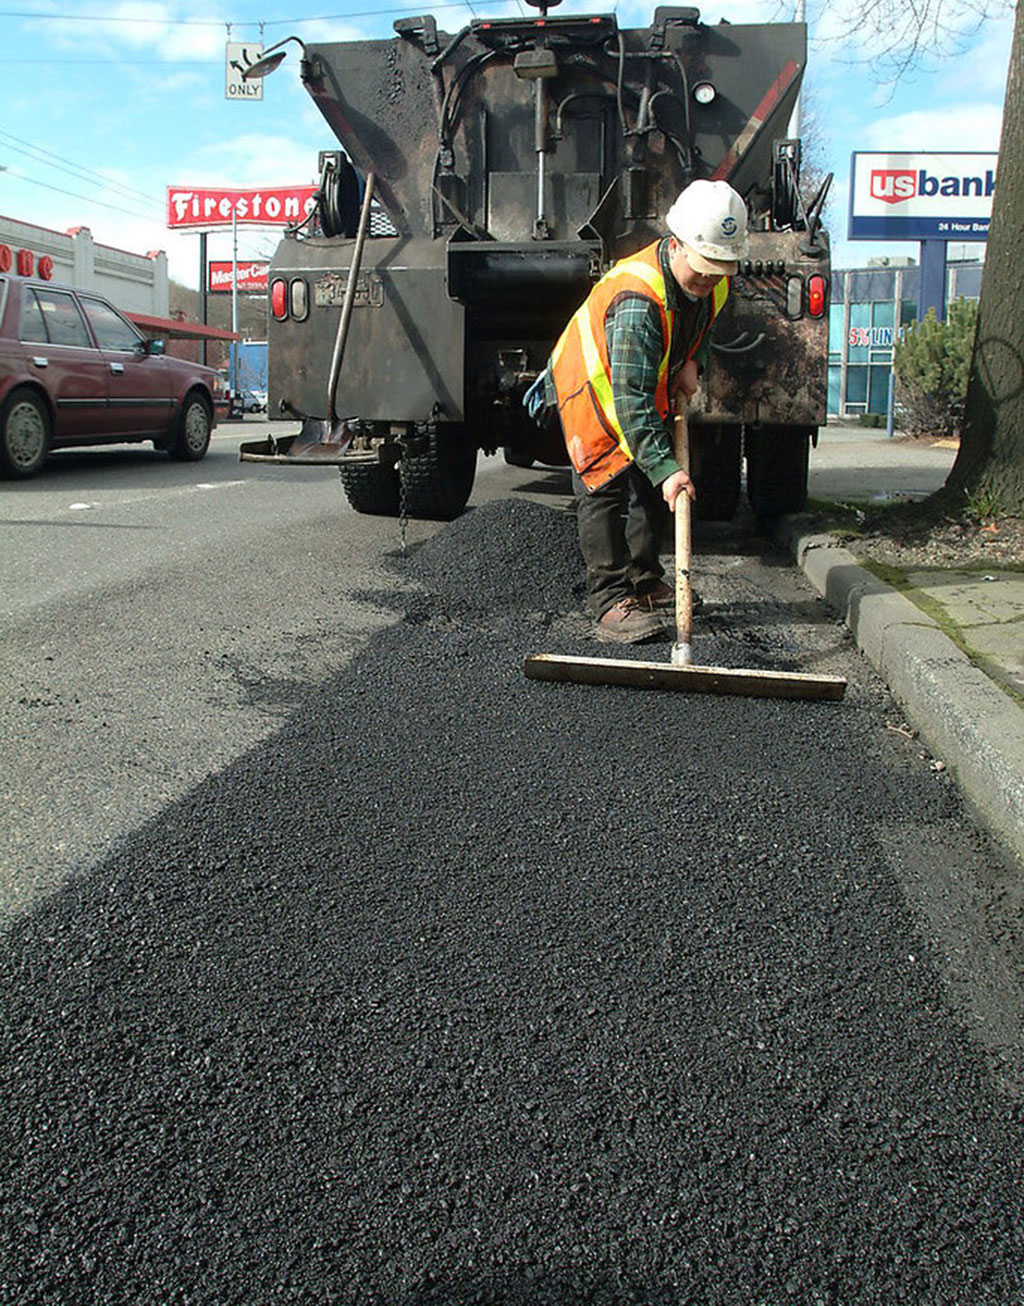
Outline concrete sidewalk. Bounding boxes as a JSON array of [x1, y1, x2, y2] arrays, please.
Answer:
[[786, 424, 1024, 866]]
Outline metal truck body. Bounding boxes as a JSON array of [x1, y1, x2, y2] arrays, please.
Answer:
[[245, 3, 831, 523]]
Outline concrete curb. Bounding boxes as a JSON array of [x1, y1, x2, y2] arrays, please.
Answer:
[[778, 519, 1024, 869]]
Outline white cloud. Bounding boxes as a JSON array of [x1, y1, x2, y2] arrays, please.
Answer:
[[180, 132, 325, 187], [29, 0, 224, 60], [860, 103, 1004, 153]]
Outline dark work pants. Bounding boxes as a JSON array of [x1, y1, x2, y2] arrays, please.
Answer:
[[572, 463, 669, 618]]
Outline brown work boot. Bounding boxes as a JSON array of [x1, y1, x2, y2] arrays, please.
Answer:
[[594, 597, 664, 644], [635, 579, 703, 614]]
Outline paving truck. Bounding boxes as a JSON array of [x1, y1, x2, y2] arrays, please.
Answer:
[[240, 0, 831, 524]]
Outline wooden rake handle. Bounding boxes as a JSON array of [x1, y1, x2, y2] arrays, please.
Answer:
[[672, 403, 693, 661]]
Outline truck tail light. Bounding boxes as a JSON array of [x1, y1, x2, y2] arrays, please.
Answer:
[[289, 279, 309, 321], [807, 274, 827, 318], [271, 278, 288, 320]]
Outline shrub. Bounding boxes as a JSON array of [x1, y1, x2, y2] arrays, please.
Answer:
[[893, 297, 977, 438]]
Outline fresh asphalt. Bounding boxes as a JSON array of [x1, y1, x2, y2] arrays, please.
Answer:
[[2, 463, 1023, 1304]]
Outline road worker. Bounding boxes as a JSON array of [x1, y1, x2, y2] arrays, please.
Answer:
[[526, 179, 748, 644]]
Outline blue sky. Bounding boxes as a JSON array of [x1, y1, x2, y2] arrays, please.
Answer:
[[0, 0, 1014, 289]]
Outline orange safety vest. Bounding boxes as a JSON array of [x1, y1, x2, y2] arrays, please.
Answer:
[[550, 240, 728, 490]]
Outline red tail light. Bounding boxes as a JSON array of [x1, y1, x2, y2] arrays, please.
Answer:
[[807, 274, 827, 318], [271, 278, 288, 320]]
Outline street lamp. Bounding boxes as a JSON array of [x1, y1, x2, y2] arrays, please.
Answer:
[[242, 36, 319, 82]]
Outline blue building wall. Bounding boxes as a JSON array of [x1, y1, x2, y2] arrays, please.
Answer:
[[828, 263, 983, 418], [235, 341, 268, 392]]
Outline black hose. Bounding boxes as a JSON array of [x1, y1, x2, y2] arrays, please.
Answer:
[[317, 157, 361, 239]]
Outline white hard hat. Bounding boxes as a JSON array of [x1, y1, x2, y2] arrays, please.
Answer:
[[666, 180, 748, 276]]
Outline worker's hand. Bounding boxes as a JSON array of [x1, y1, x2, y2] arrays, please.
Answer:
[[662, 469, 696, 511], [670, 358, 700, 403]]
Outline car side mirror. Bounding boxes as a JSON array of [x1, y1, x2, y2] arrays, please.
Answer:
[[144, 338, 165, 356]]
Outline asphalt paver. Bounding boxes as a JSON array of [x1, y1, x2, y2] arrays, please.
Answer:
[[2, 500, 1022, 1305]]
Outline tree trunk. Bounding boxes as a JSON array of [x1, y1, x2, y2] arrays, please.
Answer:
[[944, 0, 1024, 515]]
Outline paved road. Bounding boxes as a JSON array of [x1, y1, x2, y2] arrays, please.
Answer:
[[807, 423, 957, 504], [0, 426, 546, 919], [0, 419, 888, 921], [4, 419, 900, 921], [2, 424, 1022, 1304]]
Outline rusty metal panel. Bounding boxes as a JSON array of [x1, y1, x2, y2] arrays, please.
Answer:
[[302, 18, 806, 247], [268, 237, 463, 423], [704, 231, 830, 427]]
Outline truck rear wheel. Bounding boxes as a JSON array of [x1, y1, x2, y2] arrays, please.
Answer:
[[692, 423, 742, 522], [339, 459, 401, 516], [746, 425, 811, 529], [400, 424, 476, 521]]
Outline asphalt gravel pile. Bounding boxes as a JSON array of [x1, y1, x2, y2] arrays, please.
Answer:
[[398, 498, 587, 620], [2, 500, 1023, 1305]]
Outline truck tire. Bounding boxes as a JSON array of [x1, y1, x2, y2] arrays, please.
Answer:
[[339, 459, 401, 516], [400, 424, 476, 521], [746, 425, 811, 529], [692, 423, 742, 522]]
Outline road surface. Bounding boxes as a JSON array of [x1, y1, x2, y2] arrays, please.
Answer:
[[1, 424, 1021, 1304]]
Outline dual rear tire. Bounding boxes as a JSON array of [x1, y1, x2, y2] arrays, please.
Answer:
[[339, 424, 477, 522], [745, 425, 811, 529], [688, 423, 811, 528]]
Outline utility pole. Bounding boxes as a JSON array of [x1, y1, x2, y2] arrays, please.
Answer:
[[789, 0, 805, 139]]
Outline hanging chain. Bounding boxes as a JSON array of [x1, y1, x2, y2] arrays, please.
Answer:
[[398, 457, 409, 556]]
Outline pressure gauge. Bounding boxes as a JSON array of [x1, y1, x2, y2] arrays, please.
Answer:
[[693, 82, 717, 105]]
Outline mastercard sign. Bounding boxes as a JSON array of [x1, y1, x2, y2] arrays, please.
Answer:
[[208, 261, 269, 293]]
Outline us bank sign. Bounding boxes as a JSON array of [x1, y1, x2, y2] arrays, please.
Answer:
[[849, 151, 998, 241]]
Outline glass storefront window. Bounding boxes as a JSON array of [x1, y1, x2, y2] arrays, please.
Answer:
[[869, 366, 892, 414], [847, 301, 870, 362], [871, 300, 895, 328], [828, 302, 844, 364], [846, 365, 868, 404], [828, 365, 843, 414]]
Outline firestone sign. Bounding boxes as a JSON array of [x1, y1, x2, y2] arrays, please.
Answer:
[[166, 186, 318, 230], [849, 152, 998, 241]]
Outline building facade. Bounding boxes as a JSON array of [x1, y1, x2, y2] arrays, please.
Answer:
[[828, 260, 983, 419], [0, 214, 169, 316]]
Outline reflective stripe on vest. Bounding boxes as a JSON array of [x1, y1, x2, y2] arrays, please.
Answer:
[[569, 254, 671, 443]]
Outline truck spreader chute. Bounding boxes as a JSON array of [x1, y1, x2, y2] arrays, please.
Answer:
[[240, 0, 832, 525]]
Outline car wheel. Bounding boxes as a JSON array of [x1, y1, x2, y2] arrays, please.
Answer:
[[0, 388, 51, 478], [170, 393, 212, 461]]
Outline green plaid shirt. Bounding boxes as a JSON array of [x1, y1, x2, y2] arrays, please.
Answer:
[[547, 237, 715, 486]]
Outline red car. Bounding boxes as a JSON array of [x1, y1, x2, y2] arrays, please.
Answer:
[[0, 274, 221, 478]]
